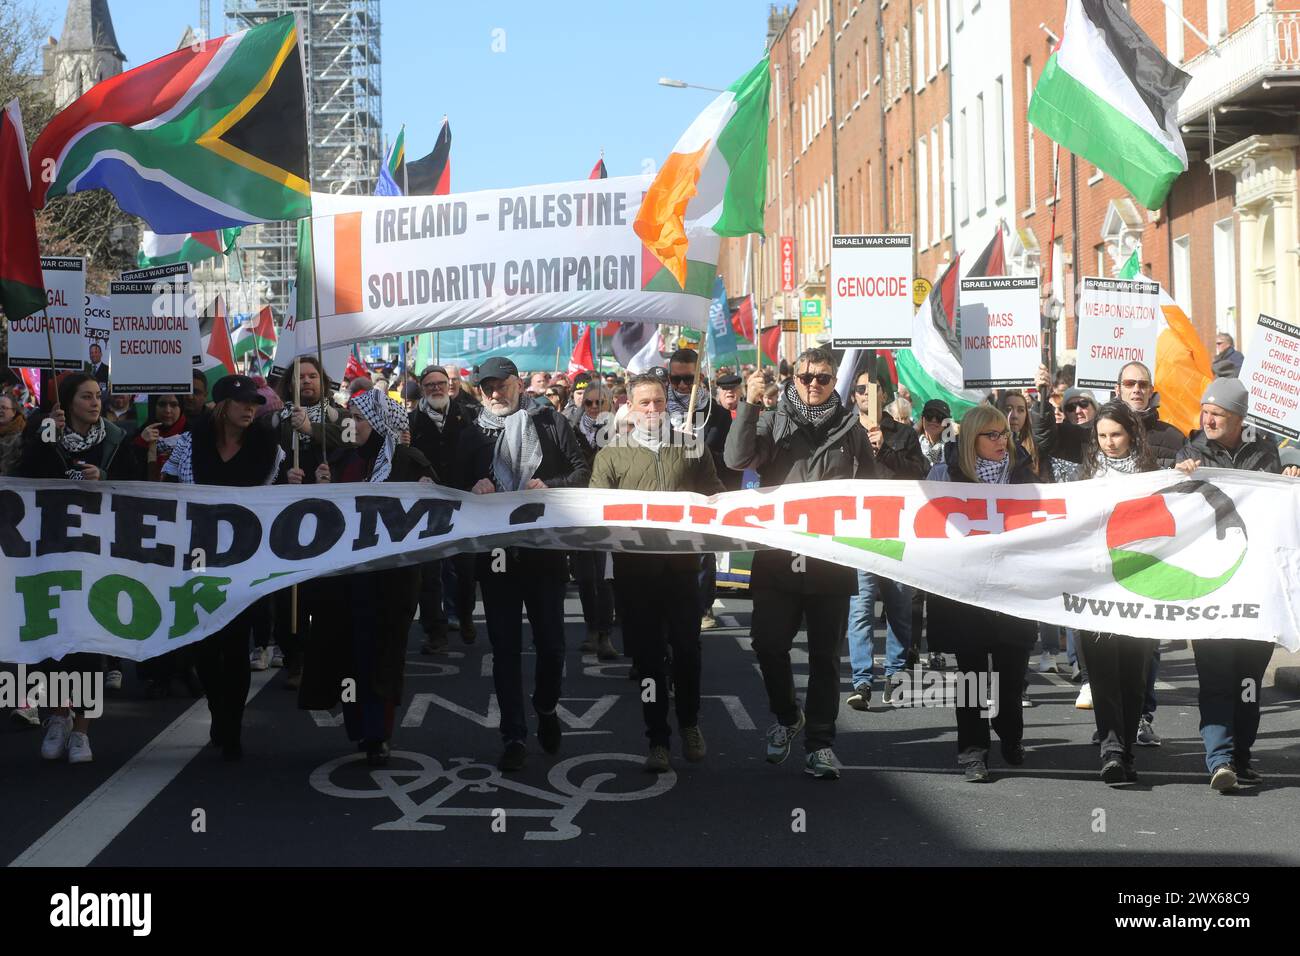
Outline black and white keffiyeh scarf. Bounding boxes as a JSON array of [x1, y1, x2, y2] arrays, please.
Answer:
[[667, 384, 710, 430], [1093, 451, 1140, 476], [417, 395, 450, 430], [61, 418, 106, 479], [349, 387, 408, 483], [281, 399, 331, 448], [975, 454, 1011, 484], [782, 379, 841, 432], [479, 397, 542, 491]]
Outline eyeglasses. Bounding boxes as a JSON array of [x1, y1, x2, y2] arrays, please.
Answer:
[[422, 379, 448, 390], [977, 430, 1011, 442], [798, 373, 834, 387], [669, 374, 695, 386], [583, 398, 603, 408], [1064, 401, 1092, 413], [1120, 379, 1151, 390], [853, 384, 873, 395]]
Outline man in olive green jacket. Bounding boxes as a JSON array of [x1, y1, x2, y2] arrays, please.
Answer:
[[590, 372, 726, 773]]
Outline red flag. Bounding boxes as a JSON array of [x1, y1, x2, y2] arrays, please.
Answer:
[[345, 351, 367, 381], [760, 325, 781, 365], [205, 295, 236, 375], [0, 100, 46, 323], [568, 325, 595, 374], [589, 155, 607, 180], [731, 295, 756, 340], [252, 304, 276, 347]]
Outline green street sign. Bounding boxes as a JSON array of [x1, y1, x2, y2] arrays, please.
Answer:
[[801, 299, 822, 318]]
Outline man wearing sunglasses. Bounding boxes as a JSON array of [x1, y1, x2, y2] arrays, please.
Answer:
[[725, 346, 880, 780]]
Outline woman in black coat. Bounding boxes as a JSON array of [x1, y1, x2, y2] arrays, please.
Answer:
[[297, 387, 437, 766], [925, 402, 1039, 783]]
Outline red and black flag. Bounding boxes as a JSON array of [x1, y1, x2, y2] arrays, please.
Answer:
[[405, 118, 452, 196], [589, 153, 607, 180]]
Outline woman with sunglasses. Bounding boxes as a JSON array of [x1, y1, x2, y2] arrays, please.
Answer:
[[926, 403, 1039, 782], [571, 384, 619, 661]]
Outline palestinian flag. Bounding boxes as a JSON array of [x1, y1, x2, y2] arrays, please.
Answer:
[[589, 155, 607, 180], [1027, 0, 1190, 210], [138, 227, 240, 268], [29, 14, 310, 234], [232, 305, 277, 362], [634, 57, 769, 289], [892, 228, 1006, 418], [405, 118, 451, 196], [0, 100, 45, 323], [198, 294, 236, 384]]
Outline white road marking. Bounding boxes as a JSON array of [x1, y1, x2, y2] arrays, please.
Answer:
[[703, 695, 756, 730], [9, 670, 276, 868], [832, 764, 1300, 781]]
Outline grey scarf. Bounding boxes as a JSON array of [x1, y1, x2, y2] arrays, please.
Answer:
[[61, 418, 106, 480], [480, 399, 542, 491], [418, 396, 449, 430]]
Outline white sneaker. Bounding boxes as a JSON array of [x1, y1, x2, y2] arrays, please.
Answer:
[[249, 647, 270, 671], [1075, 683, 1094, 710], [105, 669, 123, 691], [67, 731, 93, 764], [11, 704, 41, 728], [1035, 651, 1056, 674], [270, 646, 285, 669], [41, 714, 72, 760]]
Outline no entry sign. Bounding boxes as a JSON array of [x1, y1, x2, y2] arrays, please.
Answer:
[[830, 235, 913, 349]]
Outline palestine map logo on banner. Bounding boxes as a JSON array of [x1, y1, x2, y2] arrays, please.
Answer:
[[1106, 481, 1247, 601]]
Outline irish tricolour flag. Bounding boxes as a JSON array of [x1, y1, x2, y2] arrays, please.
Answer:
[[634, 57, 769, 289], [1028, 0, 1191, 210]]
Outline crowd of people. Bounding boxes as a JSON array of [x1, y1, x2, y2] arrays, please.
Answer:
[[2, 335, 1297, 794]]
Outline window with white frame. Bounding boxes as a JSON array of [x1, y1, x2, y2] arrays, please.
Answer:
[[928, 0, 938, 78], [939, 0, 949, 66], [942, 116, 952, 236], [894, 39, 902, 98], [917, 136, 929, 248], [1025, 60, 1036, 210], [813, 84, 821, 134], [957, 108, 968, 223], [903, 27, 911, 90], [1213, 218, 1236, 332], [1165, 0, 1183, 63], [993, 75, 1005, 202], [930, 126, 941, 243], [884, 49, 892, 103], [1207, 0, 1227, 42], [1173, 235, 1191, 312], [975, 92, 987, 212], [915, 7, 926, 91]]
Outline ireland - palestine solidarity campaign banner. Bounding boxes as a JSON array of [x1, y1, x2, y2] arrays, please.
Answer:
[[1, 471, 1298, 664], [298, 174, 718, 350]]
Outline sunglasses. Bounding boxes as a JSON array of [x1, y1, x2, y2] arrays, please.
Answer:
[[853, 384, 873, 395], [1120, 379, 1151, 390], [1064, 401, 1092, 413], [669, 374, 695, 385], [977, 430, 1011, 441], [923, 413, 945, 422], [798, 373, 834, 387], [583, 398, 603, 408]]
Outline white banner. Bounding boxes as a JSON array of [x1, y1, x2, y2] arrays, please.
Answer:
[[1, 470, 1297, 664], [959, 276, 1041, 388], [1075, 277, 1160, 390], [107, 278, 199, 395], [299, 175, 715, 351], [830, 235, 913, 348], [269, 284, 352, 384], [4, 257, 86, 369], [1241, 312, 1300, 440]]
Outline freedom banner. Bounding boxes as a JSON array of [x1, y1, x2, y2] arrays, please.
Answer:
[[1240, 313, 1300, 440], [2, 470, 1297, 664], [4, 257, 87, 369], [1075, 277, 1160, 390], [959, 276, 1040, 389], [299, 175, 717, 351], [830, 235, 913, 348]]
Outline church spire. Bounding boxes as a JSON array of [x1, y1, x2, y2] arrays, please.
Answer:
[[61, 0, 125, 62]]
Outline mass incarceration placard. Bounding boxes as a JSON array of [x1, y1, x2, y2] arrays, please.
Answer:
[[107, 279, 199, 394], [830, 235, 914, 348], [959, 276, 1041, 388], [2, 470, 1298, 664], [298, 174, 716, 351], [4, 257, 87, 369], [1075, 277, 1160, 390], [1242, 313, 1300, 439]]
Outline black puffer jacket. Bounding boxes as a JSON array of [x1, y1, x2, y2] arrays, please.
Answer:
[[1175, 430, 1282, 474], [874, 412, 930, 480], [724, 395, 879, 595]]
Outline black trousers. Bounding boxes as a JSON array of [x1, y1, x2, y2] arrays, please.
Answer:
[[615, 567, 702, 746], [750, 587, 849, 753], [195, 606, 256, 746], [272, 587, 304, 670], [572, 551, 615, 632], [953, 643, 1029, 758], [417, 560, 450, 641], [1079, 632, 1151, 764]]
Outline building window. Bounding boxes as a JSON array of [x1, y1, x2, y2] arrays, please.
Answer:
[[884, 49, 892, 102], [915, 7, 926, 91], [917, 136, 929, 248], [1095, 243, 1106, 279], [1173, 235, 1191, 311], [928, 0, 939, 78], [902, 28, 910, 91], [939, 0, 949, 65], [1088, 166, 1104, 185], [1213, 218, 1236, 332], [1207, 0, 1227, 42], [865, 160, 872, 232], [813, 84, 821, 134], [1024, 60, 1036, 211], [993, 76, 1005, 203], [941, 117, 952, 238], [957, 109, 969, 224], [975, 92, 987, 213], [1165, 0, 1183, 64], [930, 126, 941, 244]]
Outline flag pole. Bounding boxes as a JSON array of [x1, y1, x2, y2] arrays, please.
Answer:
[[290, 355, 301, 636], [306, 213, 328, 463], [1043, 141, 1061, 377], [42, 308, 60, 411]]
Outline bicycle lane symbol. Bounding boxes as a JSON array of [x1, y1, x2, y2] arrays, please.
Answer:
[[308, 752, 676, 841]]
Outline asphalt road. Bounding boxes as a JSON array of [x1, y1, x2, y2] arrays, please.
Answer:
[[4, 588, 1299, 867]]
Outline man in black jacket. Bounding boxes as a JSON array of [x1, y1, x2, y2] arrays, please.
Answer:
[[725, 347, 880, 780], [844, 367, 929, 710], [410, 364, 479, 652], [455, 356, 590, 772], [1175, 377, 1299, 792], [1048, 361, 1184, 466]]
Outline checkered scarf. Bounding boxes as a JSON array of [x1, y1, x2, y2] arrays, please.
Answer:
[[60, 418, 106, 479], [349, 387, 408, 483]]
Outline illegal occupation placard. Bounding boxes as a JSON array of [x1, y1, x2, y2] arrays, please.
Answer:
[[4, 256, 87, 369], [1075, 277, 1160, 390], [830, 235, 914, 348], [1242, 313, 1300, 439], [298, 174, 717, 351], [959, 276, 1040, 388], [1, 471, 1297, 665], [107, 278, 199, 394]]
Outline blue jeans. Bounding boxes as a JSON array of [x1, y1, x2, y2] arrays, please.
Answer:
[[847, 571, 913, 687], [1192, 638, 1273, 773]]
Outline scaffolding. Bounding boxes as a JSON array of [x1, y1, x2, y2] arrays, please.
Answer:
[[202, 1, 383, 321]]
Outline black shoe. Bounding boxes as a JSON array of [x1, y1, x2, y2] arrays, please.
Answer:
[[1234, 765, 1262, 785], [1124, 764, 1139, 783], [882, 676, 896, 704], [537, 711, 562, 755], [1001, 741, 1025, 766], [1101, 758, 1126, 784], [499, 741, 527, 772], [1091, 729, 1102, 744], [365, 741, 390, 767], [460, 621, 477, 645], [420, 634, 449, 655], [927, 653, 944, 671], [846, 684, 871, 711], [963, 760, 990, 783], [222, 741, 243, 761]]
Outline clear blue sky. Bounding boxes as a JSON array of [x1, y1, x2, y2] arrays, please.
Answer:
[[35, 0, 772, 191]]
